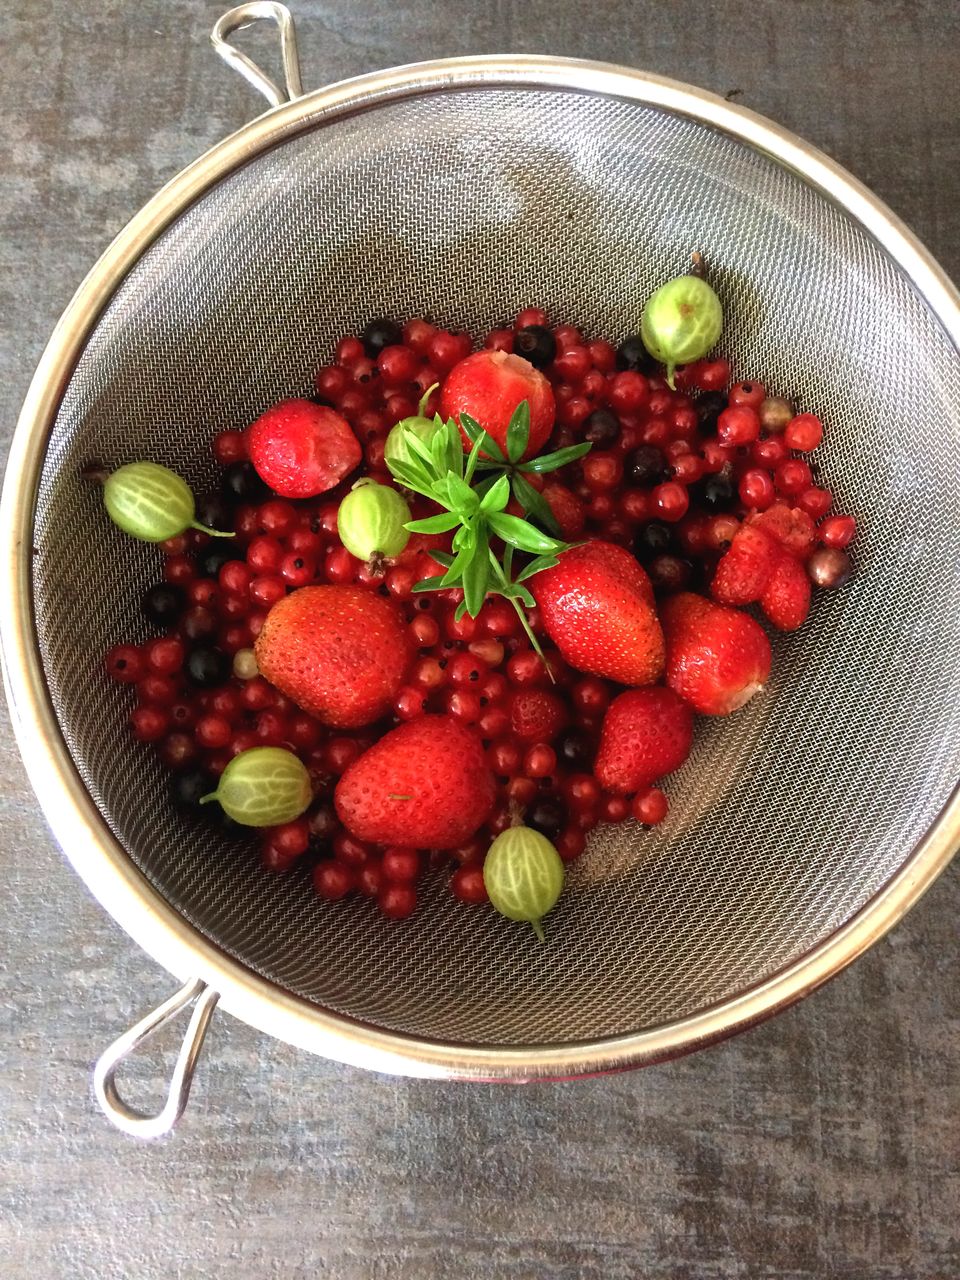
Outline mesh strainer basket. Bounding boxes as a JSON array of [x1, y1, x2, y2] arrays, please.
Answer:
[[3, 2, 959, 1137]]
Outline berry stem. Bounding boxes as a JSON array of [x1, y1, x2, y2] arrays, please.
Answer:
[[530, 918, 546, 943], [190, 521, 236, 538]]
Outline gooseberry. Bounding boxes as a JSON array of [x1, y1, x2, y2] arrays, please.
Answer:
[[482, 824, 565, 942], [640, 271, 723, 389], [336, 478, 411, 563], [200, 746, 312, 826], [104, 462, 234, 543]]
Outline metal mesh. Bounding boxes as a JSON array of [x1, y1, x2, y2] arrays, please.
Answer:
[[33, 87, 960, 1047]]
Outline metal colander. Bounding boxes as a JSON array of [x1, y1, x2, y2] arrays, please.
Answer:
[[3, 3, 959, 1136]]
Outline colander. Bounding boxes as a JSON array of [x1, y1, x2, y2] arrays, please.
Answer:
[[3, 1, 959, 1139]]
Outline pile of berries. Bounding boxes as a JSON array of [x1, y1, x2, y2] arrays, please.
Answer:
[[104, 307, 855, 923]]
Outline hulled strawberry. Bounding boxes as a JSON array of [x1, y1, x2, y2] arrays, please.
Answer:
[[532, 540, 663, 686], [509, 689, 569, 742], [594, 687, 694, 794], [746, 504, 816, 561], [247, 399, 361, 498], [254, 585, 410, 727], [660, 591, 771, 715], [440, 350, 555, 459], [334, 715, 496, 847]]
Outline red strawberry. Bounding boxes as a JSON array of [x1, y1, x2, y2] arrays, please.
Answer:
[[711, 524, 779, 605], [660, 591, 772, 715], [532, 540, 663, 685], [747, 504, 816, 561], [440, 350, 555, 459], [335, 716, 496, 848], [255, 585, 410, 728], [542, 482, 586, 539], [595, 687, 695, 794], [509, 689, 569, 742], [247, 399, 361, 498], [760, 552, 811, 630]]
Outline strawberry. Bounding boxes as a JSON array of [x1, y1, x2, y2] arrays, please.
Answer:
[[711, 524, 779, 605], [542, 482, 586, 539], [509, 689, 569, 742], [439, 350, 555, 459], [747, 503, 816, 561], [247, 399, 361, 498], [255, 585, 410, 728], [532, 540, 663, 685], [595, 687, 695, 794], [660, 591, 772, 715], [760, 552, 811, 630], [334, 715, 496, 848]]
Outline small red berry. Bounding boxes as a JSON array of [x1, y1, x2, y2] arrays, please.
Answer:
[[450, 864, 489, 903], [728, 380, 766, 409], [105, 643, 145, 684], [313, 861, 354, 900], [717, 405, 761, 446], [784, 412, 824, 452], [130, 705, 169, 742], [797, 486, 834, 521], [652, 480, 690, 522], [820, 514, 857, 548], [145, 636, 185, 675], [738, 468, 776, 511], [523, 743, 557, 778], [382, 847, 420, 882], [632, 788, 668, 825], [774, 458, 813, 496], [379, 882, 417, 919], [556, 827, 587, 861]]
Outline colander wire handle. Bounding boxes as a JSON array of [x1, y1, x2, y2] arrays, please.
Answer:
[[211, 2, 304, 107], [93, 978, 220, 1139]]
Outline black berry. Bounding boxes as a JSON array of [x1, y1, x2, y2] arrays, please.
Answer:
[[195, 541, 236, 579], [556, 728, 595, 770], [694, 390, 727, 431], [361, 317, 403, 357], [514, 325, 556, 369], [141, 583, 186, 628], [698, 474, 736, 512], [171, 768, 214, 811], [195, 492, 232, 532], [185, 645, 231, 688], [527, 797, 566, 839], [624, 446, 668, 486], [615, 334, 657, 374], [634, 520, 674, 559], [583, 409, 620, 447], [222, 461, 269, 504]]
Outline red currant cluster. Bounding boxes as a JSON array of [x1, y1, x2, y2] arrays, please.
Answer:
[[105, 306, 854, 920]]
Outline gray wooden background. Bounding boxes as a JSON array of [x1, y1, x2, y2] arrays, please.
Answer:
[[2, 2, 958, 1277]]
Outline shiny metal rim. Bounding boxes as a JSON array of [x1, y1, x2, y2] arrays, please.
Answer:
[[3, 55, 959, 1079]]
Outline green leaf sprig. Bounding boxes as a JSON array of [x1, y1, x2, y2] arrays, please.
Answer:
[[385, 402, 592, 663]]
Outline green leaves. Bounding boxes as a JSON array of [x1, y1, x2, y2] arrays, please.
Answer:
[[385, 399, 590, 622]]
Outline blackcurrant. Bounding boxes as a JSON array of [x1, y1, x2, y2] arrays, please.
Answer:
[[527, 797, 566, 839], [556, 727, 595, 770], [583, 409, 620, 447], [514, 325, 556, 369], [361, 317, 403, 358], [624, 445, 667, 486], [141, 583, 186, 628], [185, 645, 231, 688], [195, 492, 232, 532], [634, 520, 674, 559], [195, 541, 236, 579], [698, 473, 736, 512], [694, 390, 727, 431], [171, 768, 214, 811], [615, 334, 658, 374], [222, 461, 269, 504]]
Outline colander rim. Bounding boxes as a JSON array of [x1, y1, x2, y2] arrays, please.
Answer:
[[2, 53, 959, 1078]]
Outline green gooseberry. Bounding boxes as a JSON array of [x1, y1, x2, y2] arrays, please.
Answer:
[[200, 746, 312, 827], [384, 383, 442, 472], [337, 478, 411, 563], [104, 461, 234, 543], [640, 273, 723, 389], [483, 825, 565, 942]]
